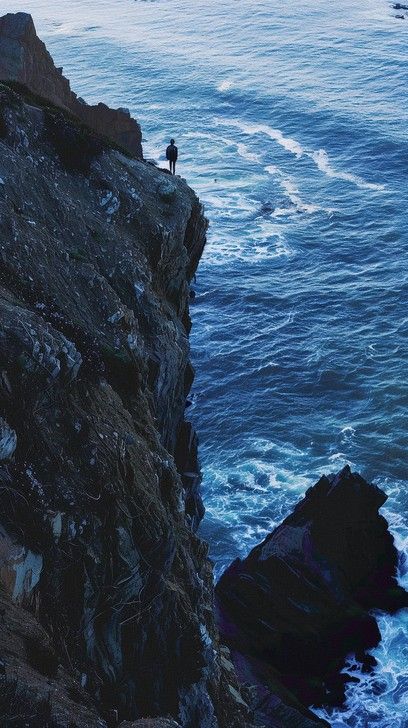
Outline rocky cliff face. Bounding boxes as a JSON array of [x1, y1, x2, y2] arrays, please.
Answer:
[[0, 13, 142, 158], [216, 466, 408, 727], [0, 52, 249, 727]]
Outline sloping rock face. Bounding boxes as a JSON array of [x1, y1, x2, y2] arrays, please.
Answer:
[[216, 466, 408, 723], [0, 81, 249, 727], [0, 13, 143, 158]]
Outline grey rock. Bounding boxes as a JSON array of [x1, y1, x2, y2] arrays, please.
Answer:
[[0, 417, 16, 460]]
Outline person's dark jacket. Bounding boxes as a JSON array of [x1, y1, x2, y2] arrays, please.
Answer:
[[166, 144, 178, 162]]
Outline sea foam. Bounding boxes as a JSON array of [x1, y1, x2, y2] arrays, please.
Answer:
[[216, 118, 385, 192], [310, 149, 385, 191]]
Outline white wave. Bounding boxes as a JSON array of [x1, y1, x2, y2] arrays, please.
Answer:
[[216, 119, 385, 192], [215, 117, 304, 157], [314, 609, 408, 727], [264, 164, 281, 176], [218, 79, 234, 92], [184, 130, 262, 164], [328, 451, 351, 463], [310, 149, 385, 191], [264, 165, 325, 216], [340, 425, 356, 437], [203, 226, 292, 265], [236, 142, 262, 163], [280, 179, 321, 214]]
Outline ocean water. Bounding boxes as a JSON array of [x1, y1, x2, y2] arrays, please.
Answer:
[[3, 0, 408, 724]]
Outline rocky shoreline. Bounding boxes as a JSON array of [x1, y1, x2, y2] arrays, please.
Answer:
[[0, 12, 406, 728]]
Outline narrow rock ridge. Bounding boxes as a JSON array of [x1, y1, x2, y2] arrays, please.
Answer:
[[0, 16, 251, 726], [216, 466, 408, 727], [0, 13, 143, 158]]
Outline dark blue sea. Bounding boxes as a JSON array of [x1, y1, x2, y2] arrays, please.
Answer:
[[5, 0, 408, 723]]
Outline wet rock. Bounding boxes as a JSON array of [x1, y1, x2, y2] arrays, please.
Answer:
[[0, 524, 43, 603], [158, 179, 177, 202], [0, 591, 106, 726], [216, 466, 408, 720]]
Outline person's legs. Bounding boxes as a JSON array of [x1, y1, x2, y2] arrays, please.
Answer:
[[169, 160, 172, 173]]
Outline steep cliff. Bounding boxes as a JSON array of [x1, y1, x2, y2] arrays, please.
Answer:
[[0, 12, 142, 158], [0, 35, 249, 727]]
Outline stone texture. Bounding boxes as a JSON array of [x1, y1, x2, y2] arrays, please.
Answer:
[[0, 81, 249, 727], [120, 721, 181, 728], [0, 590, 106, 726], [216, 466, 408, 725], [0, 12, 143, 158]]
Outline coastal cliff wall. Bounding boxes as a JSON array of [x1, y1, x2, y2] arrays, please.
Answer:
[[0, 12, 143, 158], [0, 16, 249, 726]]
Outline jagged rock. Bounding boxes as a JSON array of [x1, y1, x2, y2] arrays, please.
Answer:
[[0, 416, 16, 460], [0, 591, 106, 726], [216, 466, 408, 723], [0, 12, 143, 158], [0, 69, 248, 727], [120, 720, 181, 727], [158, 180, 177, 202], [0, 524, 43, 602]]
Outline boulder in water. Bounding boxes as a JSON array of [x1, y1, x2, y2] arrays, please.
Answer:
[[216, 465, 408, 717]]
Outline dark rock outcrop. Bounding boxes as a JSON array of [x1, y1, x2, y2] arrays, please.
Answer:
[[0, 59, 249, 728], [216, 466, 408, 724], [0, 13, 143, 158]]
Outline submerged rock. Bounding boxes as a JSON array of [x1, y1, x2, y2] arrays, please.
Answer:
[[216, 465, 408, 722]]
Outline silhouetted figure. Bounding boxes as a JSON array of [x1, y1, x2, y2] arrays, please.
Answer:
[[166, 138, 178, 174]]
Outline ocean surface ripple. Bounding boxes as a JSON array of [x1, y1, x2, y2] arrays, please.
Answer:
[[4, 0, 408, 723]]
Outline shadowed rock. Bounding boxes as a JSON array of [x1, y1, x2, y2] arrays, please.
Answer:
[[0, 12, 143, 158], [0, 73, 248, 727], [216, 465, 408, 721], [120, 721, 181, 728]]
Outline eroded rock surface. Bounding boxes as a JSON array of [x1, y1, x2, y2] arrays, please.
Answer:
[[0, 13, 143, 158], [0, 79, 249, 727], [216, 466, 408, 725]]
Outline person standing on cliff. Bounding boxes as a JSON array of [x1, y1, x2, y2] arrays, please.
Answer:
[[166, 139, 178, 175]]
